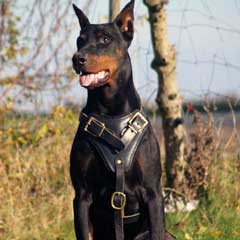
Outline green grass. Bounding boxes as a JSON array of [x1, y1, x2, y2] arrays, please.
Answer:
[[0, 110, 240, 239], [166, 196, 240, 239]]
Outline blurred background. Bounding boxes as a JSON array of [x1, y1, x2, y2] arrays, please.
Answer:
[[0, 0, 240, 239]]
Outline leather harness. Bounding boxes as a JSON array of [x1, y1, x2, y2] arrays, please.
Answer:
[[79, 109, 149, 240]]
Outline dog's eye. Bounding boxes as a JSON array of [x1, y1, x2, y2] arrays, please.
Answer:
[[99, 35, 112, 45]]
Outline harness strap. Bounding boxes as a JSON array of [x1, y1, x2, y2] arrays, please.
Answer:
[[79, 111, 148, 153], [111, 160, 141, 239], [112, 159, 125, 240], [79, 113, 125, 151]]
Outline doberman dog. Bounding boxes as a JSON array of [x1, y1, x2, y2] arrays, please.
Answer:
[[71, 1, 176, 240]]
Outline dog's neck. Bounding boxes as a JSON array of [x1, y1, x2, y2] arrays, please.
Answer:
[[84, 54, 141, 117]]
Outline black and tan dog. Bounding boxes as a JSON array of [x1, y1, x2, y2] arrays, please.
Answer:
[[70, 1, 176, 240]]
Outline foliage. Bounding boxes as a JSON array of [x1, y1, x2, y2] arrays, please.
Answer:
[[0, 1, 23, 63], [166, 152, 240, 240], [0, 106, 78, 239], [183, 109, 218, 200], [1, 105, 76, 148]]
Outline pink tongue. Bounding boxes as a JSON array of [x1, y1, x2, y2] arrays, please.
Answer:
[[79, 71, 107, 87]]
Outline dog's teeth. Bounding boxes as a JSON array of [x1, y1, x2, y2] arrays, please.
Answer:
[[98, 71, 105, 78]]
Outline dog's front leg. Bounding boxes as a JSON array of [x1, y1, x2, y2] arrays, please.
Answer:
[[73, 191, 92, 240], [147, 190, 165, 240]]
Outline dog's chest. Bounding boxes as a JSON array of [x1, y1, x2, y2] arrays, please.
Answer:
[[79, 110, 149, 173]]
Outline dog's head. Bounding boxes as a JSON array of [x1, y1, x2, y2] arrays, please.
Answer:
[[72, 0, 135, 90]]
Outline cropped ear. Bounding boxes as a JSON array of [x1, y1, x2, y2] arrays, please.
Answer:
[[114, 0, 135, 45], [73, 4, 90, 29]]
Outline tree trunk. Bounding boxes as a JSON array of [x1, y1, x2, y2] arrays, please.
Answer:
[[143, 0, 186, 190], [109, 0, 120, 22]]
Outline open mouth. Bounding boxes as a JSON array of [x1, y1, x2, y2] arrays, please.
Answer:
[[79, 70, 110, 88]]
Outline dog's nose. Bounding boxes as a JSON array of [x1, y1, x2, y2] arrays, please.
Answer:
[[72, 53, 87, 67], [78, 57, 86, 66]]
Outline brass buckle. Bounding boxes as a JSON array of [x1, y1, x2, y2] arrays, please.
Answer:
[[84, 117, 105, 137], [111, 192, 126, 210], [128, 112, 148, 133]]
